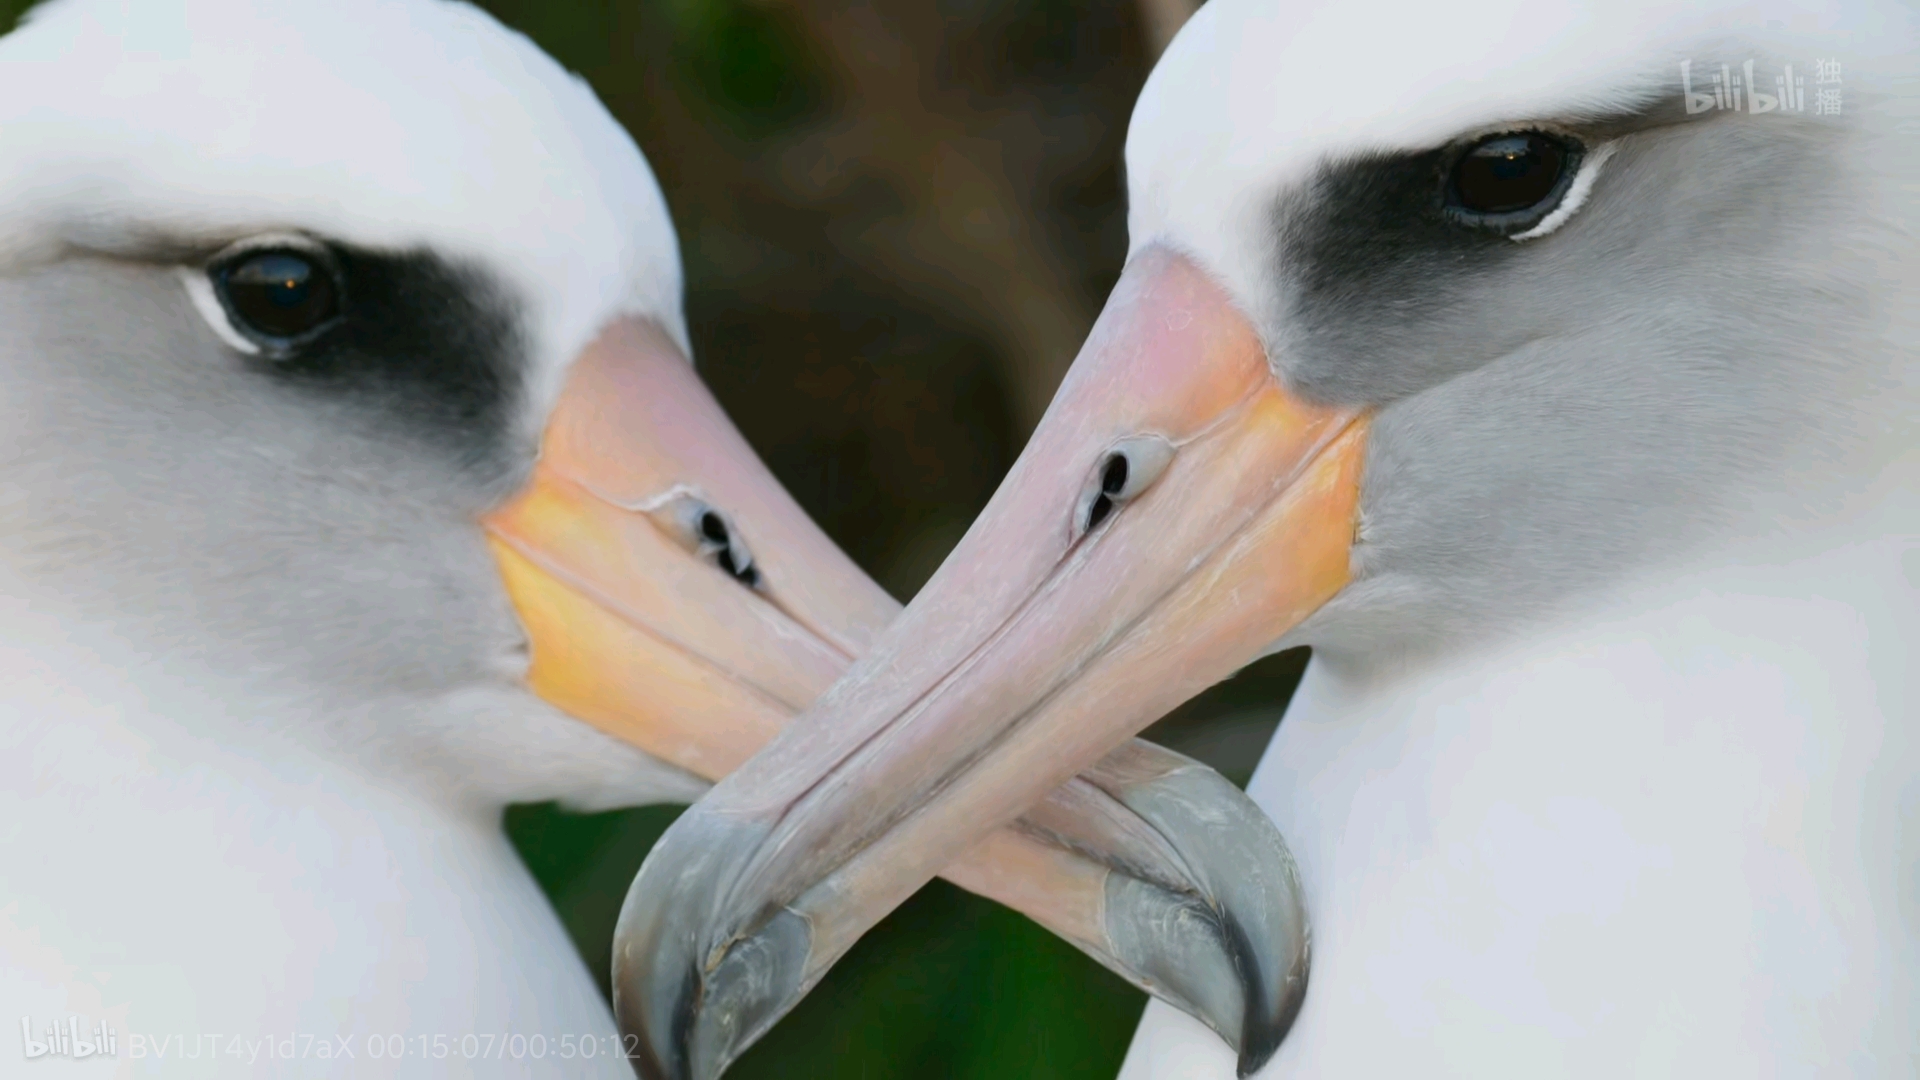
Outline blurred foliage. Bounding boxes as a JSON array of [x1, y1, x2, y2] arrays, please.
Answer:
[[668, 1, 828, 136], [0, 0, 35, 35]]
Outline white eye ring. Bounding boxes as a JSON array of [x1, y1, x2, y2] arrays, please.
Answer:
[[1076, 433, 1176, 537], [177, 266, 261, 355], [1509, 140, 1617, 242]]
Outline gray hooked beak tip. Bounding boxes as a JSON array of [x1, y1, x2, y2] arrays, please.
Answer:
[[610, 814, 799, 1080], [1089, 752, 1310, 1076], [610, 742, 1309, 1080]]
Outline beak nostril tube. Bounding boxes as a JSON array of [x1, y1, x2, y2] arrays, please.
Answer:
[[1077, 434, 1176, 538], [646, 494, 762, 589]]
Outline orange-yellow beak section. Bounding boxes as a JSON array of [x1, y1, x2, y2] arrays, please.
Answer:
[[485, 319, 891, 779]]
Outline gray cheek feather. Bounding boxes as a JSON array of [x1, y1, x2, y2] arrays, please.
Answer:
[[0, 255, 545, 714], [1264, 109, 1887, 660]]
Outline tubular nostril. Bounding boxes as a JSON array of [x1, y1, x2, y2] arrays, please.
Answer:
[[644, 493, 762, 590], [1076, 434, 1176, 539]]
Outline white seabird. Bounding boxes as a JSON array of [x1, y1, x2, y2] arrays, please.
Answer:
[[0, 1, 1314, 1071], [614, 0, 1917, 1076]]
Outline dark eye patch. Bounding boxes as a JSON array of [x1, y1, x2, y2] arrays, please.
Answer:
[[1272, 136, 1581, 404], [1279, 125, 1609, 330], [208, 241, 527, 475], [1264, 98, 1709, 407]]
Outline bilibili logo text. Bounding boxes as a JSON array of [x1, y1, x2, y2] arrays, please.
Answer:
[[20, 1017, 118, 1060]]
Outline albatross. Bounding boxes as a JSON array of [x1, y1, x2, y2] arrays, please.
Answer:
[[0, 0, 1311, 1071], [617, 0, 1918, 1075]]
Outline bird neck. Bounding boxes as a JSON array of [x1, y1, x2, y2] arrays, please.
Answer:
[[0, 579, 623, 1062], [1253, 456, 1917, 1073]]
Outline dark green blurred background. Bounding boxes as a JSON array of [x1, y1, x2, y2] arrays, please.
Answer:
[[0, 0, 1310, 1074]]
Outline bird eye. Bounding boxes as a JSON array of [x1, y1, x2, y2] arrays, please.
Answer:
[[1445, 132, 1578, 226], [213, 248, 342, 346], [1078, 434, 1175, 537]]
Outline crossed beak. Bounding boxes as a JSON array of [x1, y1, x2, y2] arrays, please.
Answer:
[[484, 312, 1319, 1079], [614, 249, 1371, 1077]]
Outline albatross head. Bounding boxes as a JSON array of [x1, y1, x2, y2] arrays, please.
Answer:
[[616, 0, 1916, 1071], [1, 0, 1327, 1060], [0, 0, 868, 811]]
